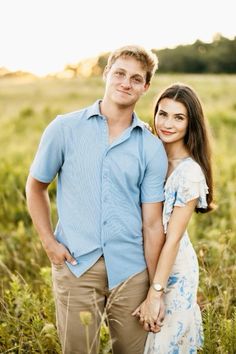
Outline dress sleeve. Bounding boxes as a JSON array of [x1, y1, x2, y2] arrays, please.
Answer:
[[174, 163, 208, 209]]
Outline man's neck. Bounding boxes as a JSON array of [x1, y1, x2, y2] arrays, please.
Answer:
[[99, 99, 134, 144], [100, 99, 134, 126]]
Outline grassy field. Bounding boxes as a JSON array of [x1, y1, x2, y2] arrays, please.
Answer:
[[0, 74, 235, 353]]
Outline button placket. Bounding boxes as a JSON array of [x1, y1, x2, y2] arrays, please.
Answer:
[[101, 148, 110, 251]]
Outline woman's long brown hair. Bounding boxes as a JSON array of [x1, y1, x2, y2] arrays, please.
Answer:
[[154, 83, 215, 213]]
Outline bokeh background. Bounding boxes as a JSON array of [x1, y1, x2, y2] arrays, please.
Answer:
[[0, 0, 235, 352]]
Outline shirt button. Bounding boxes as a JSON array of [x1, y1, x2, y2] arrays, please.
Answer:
[[103, 221, 107, 225]]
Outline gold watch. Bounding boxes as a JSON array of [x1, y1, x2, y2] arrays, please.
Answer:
[[152, 282, 166, 293]]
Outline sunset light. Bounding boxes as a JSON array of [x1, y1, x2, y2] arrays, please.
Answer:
[[0, 0, 235, 76]]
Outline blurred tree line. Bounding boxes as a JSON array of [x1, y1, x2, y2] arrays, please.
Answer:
[[1, 34, 235, 79], [154, 34, 236, 73], [65, 34, 236, 77]]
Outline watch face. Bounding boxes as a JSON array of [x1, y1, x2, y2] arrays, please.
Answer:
[[153, 283, 163, 291]]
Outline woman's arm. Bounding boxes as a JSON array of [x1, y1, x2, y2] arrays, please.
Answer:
[[133, 198, 198, 332], [152, 198, 197, 288]]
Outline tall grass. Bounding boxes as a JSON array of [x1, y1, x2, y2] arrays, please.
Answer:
[[0, 74, 235, 353]]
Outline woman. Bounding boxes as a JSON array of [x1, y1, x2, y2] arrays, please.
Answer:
[[133, 83, 215, 353]]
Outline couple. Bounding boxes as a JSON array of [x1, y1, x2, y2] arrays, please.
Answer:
[[26, 45, 214, 354]]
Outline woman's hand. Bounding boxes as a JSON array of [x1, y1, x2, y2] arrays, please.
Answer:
[[143, 122, 153, 133], [132, 288, 165, 332]]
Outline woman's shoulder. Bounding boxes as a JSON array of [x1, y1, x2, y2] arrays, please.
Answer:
[[179, 158, 205, 183]]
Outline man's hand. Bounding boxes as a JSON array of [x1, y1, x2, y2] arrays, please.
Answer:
[[44, 238, 77, 265], [132, 288, 165, 332]]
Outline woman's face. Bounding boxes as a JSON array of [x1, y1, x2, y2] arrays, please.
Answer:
[[155, 98, 189, 144]]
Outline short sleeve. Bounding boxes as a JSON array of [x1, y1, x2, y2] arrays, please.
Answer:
[[141, 143, 168, 203], [30, 116, 64, 183], [174, 163, 208, 209]]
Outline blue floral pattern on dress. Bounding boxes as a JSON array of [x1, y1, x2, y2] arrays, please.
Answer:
[[144, 158, 208, 354]]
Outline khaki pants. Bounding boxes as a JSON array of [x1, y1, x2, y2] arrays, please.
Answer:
[[52, 257, 149, 354]]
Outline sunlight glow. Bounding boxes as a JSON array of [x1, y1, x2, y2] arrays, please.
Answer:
[[0, 0, 235, 76]]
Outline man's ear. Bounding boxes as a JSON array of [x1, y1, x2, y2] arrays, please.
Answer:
[[103, 65, 109, 81], [141, 83, 150, 95], [144, 83, 150, 93]]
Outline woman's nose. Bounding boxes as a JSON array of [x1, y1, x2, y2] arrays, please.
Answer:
[[163, 117, 173, 128]]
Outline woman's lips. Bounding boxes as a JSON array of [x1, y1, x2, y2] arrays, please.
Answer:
[[160, 130, 175, 135]]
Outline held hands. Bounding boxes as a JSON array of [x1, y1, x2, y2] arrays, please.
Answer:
[[132, 288, 165, 333], [43, 238, 77, 266]]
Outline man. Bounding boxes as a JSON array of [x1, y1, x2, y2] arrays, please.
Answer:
[[26, 45, 168, 354]]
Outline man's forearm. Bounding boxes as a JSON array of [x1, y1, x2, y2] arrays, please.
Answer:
[[143, 223, 165, 283], [25, 176, 55, 247], [26, 175, 76, 265]]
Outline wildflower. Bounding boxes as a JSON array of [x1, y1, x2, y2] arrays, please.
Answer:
[[80, 311, 92, 326]]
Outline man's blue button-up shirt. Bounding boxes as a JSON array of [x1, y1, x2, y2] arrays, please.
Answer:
[[30, 100, 168, 289]]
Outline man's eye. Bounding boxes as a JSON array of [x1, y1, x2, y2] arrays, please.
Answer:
[[132, 77, 143, 84], [115, 71, 125, 76]]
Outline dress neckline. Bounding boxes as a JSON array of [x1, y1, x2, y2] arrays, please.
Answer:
[[165, 157, 192, 183]]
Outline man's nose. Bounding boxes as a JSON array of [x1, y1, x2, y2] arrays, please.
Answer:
[[121, 76, 132, 88]]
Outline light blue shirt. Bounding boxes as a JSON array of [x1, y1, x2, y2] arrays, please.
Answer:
[[30, 100, 168, 289]]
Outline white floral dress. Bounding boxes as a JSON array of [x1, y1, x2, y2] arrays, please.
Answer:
[[144, 157, 208, 354]]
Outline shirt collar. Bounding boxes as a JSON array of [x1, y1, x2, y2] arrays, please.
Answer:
[[131, 112, 145, 131], [86, 100, 103, 119], [86, 100, 145, 131]]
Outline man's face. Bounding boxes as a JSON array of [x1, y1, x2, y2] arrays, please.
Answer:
[[103, 56, 149, 108]]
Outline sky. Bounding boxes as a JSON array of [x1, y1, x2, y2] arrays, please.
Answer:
[[0, 0, 235, 76]]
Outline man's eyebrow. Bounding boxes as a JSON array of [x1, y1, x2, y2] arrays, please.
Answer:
[[132, 73, 144, 78], [113, 68, 145, 80]]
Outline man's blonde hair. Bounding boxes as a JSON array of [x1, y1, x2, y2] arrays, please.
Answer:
[[106, 45, 158, 84]]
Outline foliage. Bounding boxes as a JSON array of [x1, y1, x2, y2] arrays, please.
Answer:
[[62, 35, 236, 76], [154, 35, 236, 73], [0, 268, 61, 353], [0, 74, 235, 353]]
